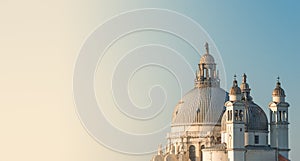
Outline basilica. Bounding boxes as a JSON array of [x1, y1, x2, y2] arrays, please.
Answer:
[[150, 43, 290, 161]]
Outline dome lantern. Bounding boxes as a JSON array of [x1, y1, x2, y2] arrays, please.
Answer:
[[240, 73, 252, 101], [199, 42, 215, 64], [195, 42, 220, 88], [272, 76, 286, 102], [229, 75, 242, 101]]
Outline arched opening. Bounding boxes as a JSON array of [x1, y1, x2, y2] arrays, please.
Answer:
[[283, 111, 287, 122], [203, 68, 207, 79], [239, 110, 244, 121], [196, 108, 201, 123], [279, 111, 282, 122], [234, 110, 238, 121], [201, 145, 205, 161], [271, 111, 275, 122], [189, 145, 196, 161]]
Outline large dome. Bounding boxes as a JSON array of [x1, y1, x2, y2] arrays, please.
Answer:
[[172, 87, 228, 126], [221, 101, 268, 132]]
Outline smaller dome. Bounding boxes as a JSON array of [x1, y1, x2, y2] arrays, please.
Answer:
[[230, 79, 241, 95], [221, 101, 268, 132], [200, 53, 215, 64], [244, 102, 268, 132], [272, 81, 285, 97]]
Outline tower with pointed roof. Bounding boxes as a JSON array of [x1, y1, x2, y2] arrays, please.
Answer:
[[224, 76, 245, 161], [269, 78, 290, 159]]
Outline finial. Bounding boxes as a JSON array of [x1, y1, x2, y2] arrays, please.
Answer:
[[242, 73, 247, 83], [205, 42, 209, 54], [276, 76, 281, 87], [233, 74, 238, 86]]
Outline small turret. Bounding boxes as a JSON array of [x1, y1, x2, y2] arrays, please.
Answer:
[[229, 75, 242, 101], [272, 77, 286, 103], [240, 73, 252, 101]]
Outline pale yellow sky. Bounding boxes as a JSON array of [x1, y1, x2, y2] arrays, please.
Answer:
[[0, 0, 152, 160]]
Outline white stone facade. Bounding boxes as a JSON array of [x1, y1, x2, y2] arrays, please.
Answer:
[[150, 43, 290, 161]]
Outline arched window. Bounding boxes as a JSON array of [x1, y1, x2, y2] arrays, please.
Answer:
[[196, 108, 201, 123], [239, 110, 244, 121], [279, 111, 282, 122], [234, 110, 238, 121], [200, 145, 205, 161], [189, 145, 196, 161], [228, 110, 233, 121], [283, 111, 287, 122], [227, 110, 230, 121], [203, 68, 207, 79], [285, 111, 288, 122]]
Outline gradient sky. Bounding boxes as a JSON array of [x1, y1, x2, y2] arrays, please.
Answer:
[[0, 1, 299, 161]]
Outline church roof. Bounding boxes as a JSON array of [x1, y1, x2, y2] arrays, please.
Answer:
[[172, 87, 228, 126], [244, 101, 268, 132], [278, 154, 290, 161], [221, 101, 268, 131], [221, 75, 268, 132]]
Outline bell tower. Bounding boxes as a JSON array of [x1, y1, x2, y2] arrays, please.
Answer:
[[269, 77, 290, 159], [225, 76, 245, 161]]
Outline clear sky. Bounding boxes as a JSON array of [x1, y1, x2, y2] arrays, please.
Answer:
[[0, 1, 299, 161]]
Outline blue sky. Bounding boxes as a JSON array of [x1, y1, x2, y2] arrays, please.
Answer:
[[172, 1, 300, 159]]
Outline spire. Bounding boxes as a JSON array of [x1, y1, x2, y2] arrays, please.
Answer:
[[276, 76, 281, 88], [200, 42, 215, 64], [242, 73, 247, 83], [205, 42, 209, 54], [240, 73, 249, 91], [233, 74, 237, 86], [240, 73, 252, 101]]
